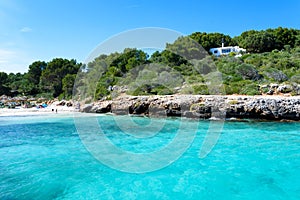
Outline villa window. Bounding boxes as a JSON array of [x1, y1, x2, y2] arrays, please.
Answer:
[[222, 49, 231, 54]]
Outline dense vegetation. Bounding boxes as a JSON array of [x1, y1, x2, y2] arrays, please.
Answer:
[[1, 27, 300, 100], [0, 59, 81, 99]]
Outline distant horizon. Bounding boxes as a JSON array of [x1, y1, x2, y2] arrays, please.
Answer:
[[1, 0, 300, 73]]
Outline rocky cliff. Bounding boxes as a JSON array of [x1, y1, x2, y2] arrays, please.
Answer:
[[81, 95, 300, 121]]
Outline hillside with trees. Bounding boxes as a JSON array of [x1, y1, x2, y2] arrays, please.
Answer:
[[1, 27, 300, 100], [0, 59, 81, 99]]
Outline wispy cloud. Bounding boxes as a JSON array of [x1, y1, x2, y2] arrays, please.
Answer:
[[0, 49, 31, 73], [20, 27, 32, 33], [0, 49, 15, 64]]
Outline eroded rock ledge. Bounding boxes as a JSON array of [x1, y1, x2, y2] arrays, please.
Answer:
[[81, 95, 300, 121]]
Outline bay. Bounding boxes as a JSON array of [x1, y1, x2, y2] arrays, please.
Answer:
[[0, 114, 299, 199]]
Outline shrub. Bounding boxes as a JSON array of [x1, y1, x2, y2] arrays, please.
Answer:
[[260, 86, 270, 94], [240, 83, 261, 95], [180, 86, 194, 94], [236, 63, 262, 80], [261, 68, 288, 82], [217, 62, 239, 75], [130, 84, 174, 96], [290, 74, 300, 84], [228, 100, 238, 105], [152, 85, 174, 95], [224, 84, 240, 94], [190, 102, 205, 111], [192, 84, 209, 95], [185, 75, 204, 84], [223, 75, 243, 84]]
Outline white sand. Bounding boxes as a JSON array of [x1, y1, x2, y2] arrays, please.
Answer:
[[0, 105, 78, 117]]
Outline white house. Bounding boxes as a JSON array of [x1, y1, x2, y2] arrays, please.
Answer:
[[209, 43, 246, 57]]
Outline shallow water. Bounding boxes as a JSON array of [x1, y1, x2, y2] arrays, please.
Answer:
[[0, 114, 299, 199]]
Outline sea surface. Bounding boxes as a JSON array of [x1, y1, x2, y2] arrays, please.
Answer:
[[0, 114, 299, 199]]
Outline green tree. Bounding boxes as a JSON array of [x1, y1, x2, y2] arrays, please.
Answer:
[[166, 36, 207, 60], [239, 31, 277, 53], [110, 48, 148, 74], [25, 61, 47, 95], [92, 49, 148, 99], [268, 27, 298, 49], [40, 58, 81, 97], [0, 72, 10, 95], [7, 73, 25, 95], [62, 74, 76, 99], [0, 72, 8, 85], [237, 27, 300, 53], [189, 32, 237, 51], [27, 61, 47, 84]]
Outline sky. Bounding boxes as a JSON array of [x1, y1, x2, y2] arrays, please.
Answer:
[[0, 0, 300, 73]]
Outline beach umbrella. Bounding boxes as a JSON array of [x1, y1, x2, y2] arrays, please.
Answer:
[[5, 97, 13, 102], [0, 95, 8, 101], [28, 97, 37, 101], [37, 97, 47, 102], [2, 99, 9, 103], [11, 97, 17, 102], [14, 96, 27, 102]]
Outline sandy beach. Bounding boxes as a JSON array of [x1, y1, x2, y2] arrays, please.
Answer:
[[0, 105, 77, 117]]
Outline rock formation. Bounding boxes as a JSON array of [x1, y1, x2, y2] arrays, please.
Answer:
[[81, 95, 300, 121]]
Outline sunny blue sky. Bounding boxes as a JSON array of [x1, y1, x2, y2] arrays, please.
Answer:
[[1, 0, 300, 73]]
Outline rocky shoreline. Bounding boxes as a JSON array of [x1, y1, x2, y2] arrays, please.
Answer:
[[81, 95, 300, 121]]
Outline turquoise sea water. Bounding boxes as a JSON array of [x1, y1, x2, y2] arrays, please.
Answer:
[[0, 114, 299, 199]]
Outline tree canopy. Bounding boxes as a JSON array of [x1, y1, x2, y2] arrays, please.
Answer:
[[189, 32, 237, 51], [1, 27, 300, 99], [0, 58, 81, 98]]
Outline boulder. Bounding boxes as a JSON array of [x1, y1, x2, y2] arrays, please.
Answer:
[[277, 85, 293, 93], [82, 104, 93, 112]]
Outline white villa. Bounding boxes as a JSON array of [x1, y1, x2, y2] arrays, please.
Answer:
[[209, 43, 246, 57]]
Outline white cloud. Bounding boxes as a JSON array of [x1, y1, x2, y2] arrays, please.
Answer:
[[0, 49, 31, 73], [20, 27, 32, 33], [0, 49, 15, 63]]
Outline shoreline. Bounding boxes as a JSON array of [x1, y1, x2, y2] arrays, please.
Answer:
[[82, 94, 300, 121], [1, 95, 300, 121], [0, 105, 77, 117]]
